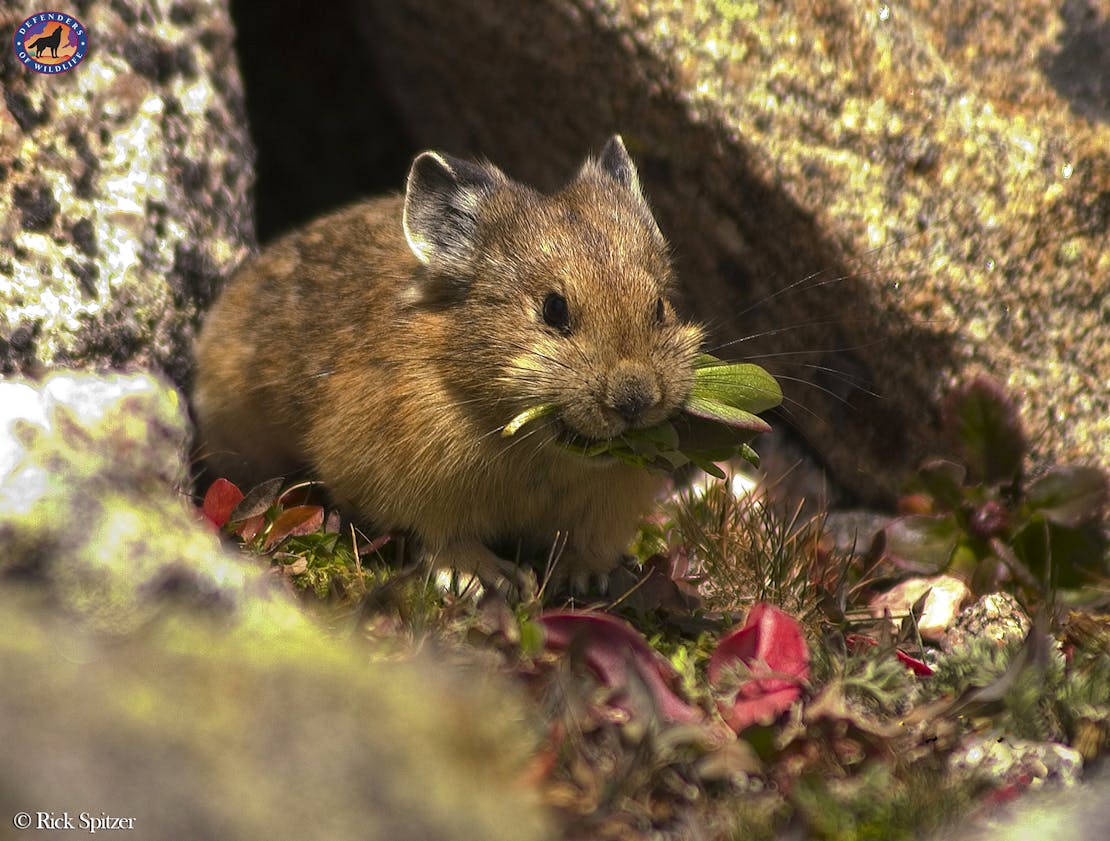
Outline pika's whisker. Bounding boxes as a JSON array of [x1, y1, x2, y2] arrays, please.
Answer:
[[774, 373, 866, 408]]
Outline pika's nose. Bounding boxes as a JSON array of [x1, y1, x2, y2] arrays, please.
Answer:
[[607, 363, 661, 424]]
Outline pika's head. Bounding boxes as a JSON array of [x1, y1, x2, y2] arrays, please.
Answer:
[[402, 135, 704, 443]]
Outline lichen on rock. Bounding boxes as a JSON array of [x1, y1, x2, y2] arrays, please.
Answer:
[[0, 369, 554, 841], [0, 1, 255, 386]]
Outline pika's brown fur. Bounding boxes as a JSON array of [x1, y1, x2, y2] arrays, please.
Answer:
[[193, 136, 704, 587]]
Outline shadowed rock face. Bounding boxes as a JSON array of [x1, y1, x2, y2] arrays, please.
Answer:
[[228, 0, 414, 240], [341, 0, 1109, 503], [0, 2, 255, 388], [0, 370, 554, 841]]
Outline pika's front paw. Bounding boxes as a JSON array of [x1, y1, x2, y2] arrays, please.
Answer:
[[566, 569, 610, 596], [427, 539, 540, 601], [548, 547, 627, 596]]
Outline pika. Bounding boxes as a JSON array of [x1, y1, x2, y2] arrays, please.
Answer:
[[193, 136, 704, 588]]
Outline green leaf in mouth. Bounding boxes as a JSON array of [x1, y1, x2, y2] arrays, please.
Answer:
[[683, 395, 771, 434], [689, 360, 783, 417], [499, 354, 782, 475]]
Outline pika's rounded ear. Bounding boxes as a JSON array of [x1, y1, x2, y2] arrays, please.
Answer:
[[402, 151, 503, 275], [596, 134, 644, 197], [589, 135, 664, 243]]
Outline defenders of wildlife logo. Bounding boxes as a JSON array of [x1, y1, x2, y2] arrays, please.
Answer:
[[13, 11, 88, 74]]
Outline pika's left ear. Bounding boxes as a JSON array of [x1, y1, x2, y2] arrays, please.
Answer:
[[595, 134, 645, 198], [589, 135, 664, 242]]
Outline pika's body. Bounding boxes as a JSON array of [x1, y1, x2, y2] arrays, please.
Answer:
[[194, 137, 703, 586]]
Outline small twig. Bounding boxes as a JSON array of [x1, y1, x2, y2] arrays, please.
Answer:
[[605, 566, 654, 611]]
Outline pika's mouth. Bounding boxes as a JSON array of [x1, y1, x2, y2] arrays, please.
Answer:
[[503, 402, 669, 459], [553, 417, 603, 450], [553, 414, 659, 460], [556, 398, 685, 445], [534, 415, 617, 460]]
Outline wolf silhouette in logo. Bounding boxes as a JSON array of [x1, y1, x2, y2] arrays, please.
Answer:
[[27, 25, 64, 58]]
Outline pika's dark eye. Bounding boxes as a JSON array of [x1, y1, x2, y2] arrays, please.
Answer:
[[542, 292, 571, 332], [655, 297, 666, 325]]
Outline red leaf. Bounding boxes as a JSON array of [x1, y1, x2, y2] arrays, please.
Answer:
[[235, 513, 266, 542], [983, 772, 1034, 807], [539, 611, 703, 724], [847, 633, 934, 677], [201, 478, 244, 528], [708, 603, 810, 732], [262, 505, 325, 550], [845, 633, 878, 653], [895, 649, 935, 676]]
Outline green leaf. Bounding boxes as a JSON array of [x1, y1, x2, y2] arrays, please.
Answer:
[[689, 455, 727, 480], [915, 459, 968, 511], [1011, 517, 1108, 589], [737, 443, 761, 468], [519, 618, 545, 656], [639, 420, 680, 450], [500, 358, 781, 478], [624, 431, 664, 458], [884, 514, 961, 574], [1025, 466, 1109, 528], [683, 396, 772, 433], [502, 403, 556, 437], [658, 450, 691, 470], [671, 413, 758, 452], [691, 362, 783, 415], [941, 378, 1025, 484]]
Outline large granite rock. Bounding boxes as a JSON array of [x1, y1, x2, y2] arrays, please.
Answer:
[[360, 0, 1109, 502], [0, 370, 554, 841], [0, 0, 255, 386]]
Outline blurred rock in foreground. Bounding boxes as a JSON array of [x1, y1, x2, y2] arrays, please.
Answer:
[[0, 370, 554, 841]]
